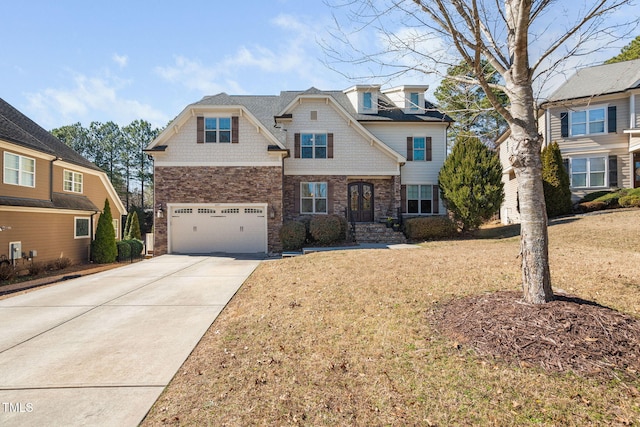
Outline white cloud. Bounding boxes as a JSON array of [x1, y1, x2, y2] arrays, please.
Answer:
[[25, 72, 169, 129], [112, 53, 129, 68]]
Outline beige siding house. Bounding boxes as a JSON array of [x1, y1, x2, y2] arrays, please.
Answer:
[[146, 86, 453, 255], [499, 59, 640, 224], [0, 98, 126, 265]]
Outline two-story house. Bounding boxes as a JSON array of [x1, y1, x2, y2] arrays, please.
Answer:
[[499, 58, 640, 224], [145, 85, 452, 255], [0, 98, 126, 265]]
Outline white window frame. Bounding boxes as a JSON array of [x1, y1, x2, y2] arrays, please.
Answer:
[[112, 219, 119, 239], [569, 156, 607, 188], [409, 92, 420, 111], [569, 106, 607, 137], [363, 92, 373, 110], [413, 137, 426, 161], [3, 152, 35, 187], [300, 182, 328, 214], [74, 217, 91, 239], [204, 117, 232, 143], [63, 170, 83, 193], [300, 133, 328, 159], [406, 184, 435, 215]]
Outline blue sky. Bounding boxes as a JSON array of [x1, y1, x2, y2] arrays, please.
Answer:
[[2, 0, 638, 131]]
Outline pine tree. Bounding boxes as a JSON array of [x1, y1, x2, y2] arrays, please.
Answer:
[[91, 199, 117, 263], [541, 142, 573, 217], [123, 211, 133, 240], [605, 35, 640, 64], [438, 136, 505, 231], [128, 211, 142, 241]]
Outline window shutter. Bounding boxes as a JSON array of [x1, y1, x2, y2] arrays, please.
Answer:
[[294, 133, 301, 158], [608, 155, 618, 187], [406, 137, 413, 161], [560, 112, 569, 138], [294, 182, 300, 213], [197, 116, 204, 144], [608, 106, 617, 133], [401, 185, 407, 213], [432, 185, 439, 214], [231, 116, 239, 143], [562, 158, 569, 174], [426, 137, 432, 161], [327, 182, 334, 214], [327, 133, 334, 159]]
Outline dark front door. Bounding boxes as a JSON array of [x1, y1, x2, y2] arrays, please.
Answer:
[[348, 182, 374, 222], [635, 153, 640, 188]]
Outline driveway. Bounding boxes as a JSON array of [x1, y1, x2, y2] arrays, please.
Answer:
[[0, 254, 261, 427]]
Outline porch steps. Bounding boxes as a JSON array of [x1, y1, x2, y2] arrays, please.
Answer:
[[353, 223, 407, 244]]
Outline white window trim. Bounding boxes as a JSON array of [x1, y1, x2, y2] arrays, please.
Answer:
[[63, 169, 83, 193], [413, 136, 427, 161], [300, 132, 328, 159], [112, 219, 119, 240], [3, 152, 36, 188], [569, 156, 607, 188], [406, 184, 435, 215], [74, 216, 91, 239], [204, 116, 232, 143], [569, 105, 607, 137], [300, 182, 328, 214]]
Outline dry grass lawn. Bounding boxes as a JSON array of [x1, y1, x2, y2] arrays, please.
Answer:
[[142, 209, 640, 426]]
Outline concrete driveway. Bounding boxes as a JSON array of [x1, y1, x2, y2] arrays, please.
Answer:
[[0, 254, 261, 427]]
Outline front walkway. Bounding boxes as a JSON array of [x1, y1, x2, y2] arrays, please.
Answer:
[[0, 255, 260, 427]]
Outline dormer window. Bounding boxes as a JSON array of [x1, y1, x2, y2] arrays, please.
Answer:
[[409, 92, 420, 111], [363, 92, 373, 110]]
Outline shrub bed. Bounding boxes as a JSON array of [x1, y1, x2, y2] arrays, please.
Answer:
[[404, 216, 458, 241], [280, 221, 307, 251], [310, 215, 343, 245]]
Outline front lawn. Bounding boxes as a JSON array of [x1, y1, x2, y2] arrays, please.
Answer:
[[142, 209, 640, 426]]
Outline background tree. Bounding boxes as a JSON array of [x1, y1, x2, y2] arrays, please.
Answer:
[[327, 0, 635, 303], [434, 61, 508, 148], [541, 142, 573, 218], [51, 123, 91, 159], [122, 120, 159, 210], [438, 136, 504, 232], [91, 199, 117, 264], [125, 210, 142, 241], [606, 35, 640, 63]]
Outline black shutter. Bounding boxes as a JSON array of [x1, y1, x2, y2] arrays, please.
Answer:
[[401, 185, 407, 213], [609, 155, 618, 187], [406, 137, 413, 161], [560, 112, 569, 138], [432, 185, 439, 214], [426, 137, 432, 161], [294, 133, 301, 158], [608, 106, 617, 133], [231, 116, 239, 143], [197, 117, 204, 143], [293, 182, 300, 213], [327, 133, 334, 159], [562, 158, 569, 174], [327, 181, 334, 213]]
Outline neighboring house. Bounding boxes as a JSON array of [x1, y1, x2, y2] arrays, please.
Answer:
[[0, 98, 126, 265], [145, 85, 453, 255], [499, 58, 640, 224]]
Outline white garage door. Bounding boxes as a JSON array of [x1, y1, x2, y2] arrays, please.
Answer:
[[169, 204, 267, 254]]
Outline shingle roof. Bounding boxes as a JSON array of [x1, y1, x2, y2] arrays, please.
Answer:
[[546, 58, 640, 103], [0, 193, 99, 212], [0, 98, 101, 171]]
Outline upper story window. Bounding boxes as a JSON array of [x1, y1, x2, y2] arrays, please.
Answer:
[[413, 137, 426, 161], [363, 92, 373, 110], [406, 136, 432, 161], [64, 170, 83, 193], [570, 107, 605, 136], [3, 152, 35, 187], [409, 92, 420, 111], [301, 133, 327, 159], [301, 182, 327, 214], [205, 117, 231, 143]]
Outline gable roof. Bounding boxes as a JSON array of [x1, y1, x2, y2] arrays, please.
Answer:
[[0, 98, 101, 171], [546, 58, 640, 103]]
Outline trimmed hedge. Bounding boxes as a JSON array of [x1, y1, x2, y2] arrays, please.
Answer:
[[116, 241, 132, 261], [619, 194, 640, 207], [124, 239, 144, 258], [404, 216, 458, 241], [280, 221, 307, 251], [310, 215, 343, 245]]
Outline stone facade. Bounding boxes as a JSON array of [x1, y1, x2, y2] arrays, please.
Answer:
[[154, 166, 283, 255]]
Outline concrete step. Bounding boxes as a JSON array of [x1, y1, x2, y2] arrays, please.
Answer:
[[353, 222, 407, 244]]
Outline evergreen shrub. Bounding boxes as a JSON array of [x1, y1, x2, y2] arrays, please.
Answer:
[[404, 216, 458, 241], [117, 241, 132, 261], [541, 142, 572, 217], [91, 199, 118, 263], [309, 215, 343, 245], [279, 221, 307, 251]]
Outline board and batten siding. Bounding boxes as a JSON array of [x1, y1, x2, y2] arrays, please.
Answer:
[[363, 122, 448, 184], [153, 114, 281, 166], [283, 100, 400, 176]]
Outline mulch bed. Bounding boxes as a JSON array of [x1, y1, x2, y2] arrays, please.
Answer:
[[433, 291, 640, 380]]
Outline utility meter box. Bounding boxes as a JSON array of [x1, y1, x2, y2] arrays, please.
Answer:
[[9, 242, 22, 261]]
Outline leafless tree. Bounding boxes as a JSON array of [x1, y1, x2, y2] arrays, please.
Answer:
[[325, 0, 637, 304]]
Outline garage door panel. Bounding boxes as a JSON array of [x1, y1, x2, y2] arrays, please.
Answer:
[[170, 205, 266, 254]]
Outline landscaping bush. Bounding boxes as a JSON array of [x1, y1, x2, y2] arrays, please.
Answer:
[[619, 194, 640, 208], [576, 200, 607, 213], [0, 263, 16, 282], [50, 257, 72, 270], [279, 221, 307, 251], [404, 216, 458, 241], [124, 239, 144, 258], [117, 240, 132, 261], [579, 190, 614, 203], [309, 215, 343, 245], [28, 262, 46, 276], [91, 199, 117, 263], [541, 142, 572, 217]]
